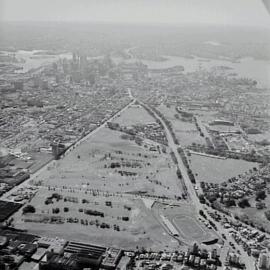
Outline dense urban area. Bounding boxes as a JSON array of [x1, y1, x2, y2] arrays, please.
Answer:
[[0, 22, 270, 270]]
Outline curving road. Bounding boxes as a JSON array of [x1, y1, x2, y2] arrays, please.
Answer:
[[136, 98, 256, 270], [138, 100, 201, 212]]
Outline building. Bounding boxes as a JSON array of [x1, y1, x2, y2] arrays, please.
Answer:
[[102, 247, 123, 270], [191, 243, 199, 255], [258, 253, 269, 269], [13, 81, 24, 90], [51, 142, 66, 160], [209, 119, 234, 126], [211, 249, 218, 260], [39, 252, 78, 270], [160, 215, 179, 237]]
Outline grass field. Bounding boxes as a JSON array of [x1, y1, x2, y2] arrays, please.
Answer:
[[231, 195, 270, 232], [10, 107, 186, 250], [113, 104, 156, 126], [157, 105, 206, 146], [34, 127, 183, 198], [153, 202, 218, 245], [173, 215, 206, 240], [189, 153, 258, 183], [12, 189, 177, 250]]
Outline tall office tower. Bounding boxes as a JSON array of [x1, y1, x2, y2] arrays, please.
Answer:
[[191, 243, 199, 255], [259, 253, 268, 269], [72, 52, 78, 63], [51, 142, 66, 160], [13, 81, 24, 90]]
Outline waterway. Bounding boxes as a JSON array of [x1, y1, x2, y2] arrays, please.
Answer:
[[0, 50, 72, 73], [113, 54, 270, 89], [2, 49, 269, 88]]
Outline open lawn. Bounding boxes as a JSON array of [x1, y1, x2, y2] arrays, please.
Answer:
[[231, 194, 270, 232], [11, 189, 178, 250], [10, 105, 188, 250], [189, 153, 258, 183], [157, 105, 206, 146], [34, 127, 183, 198], [113, 104, 156, 126]]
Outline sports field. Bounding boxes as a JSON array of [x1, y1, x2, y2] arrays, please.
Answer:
[[173, 215, 206, 240], [189, 153, 258, 183], [157, 105, 206, 146], [113, 104, 156, 126], [153, 202, 218, 245]]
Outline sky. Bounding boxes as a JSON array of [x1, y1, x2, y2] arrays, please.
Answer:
[[0, 0, 270, 27]]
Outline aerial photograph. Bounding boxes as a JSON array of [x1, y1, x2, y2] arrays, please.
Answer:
[[0, 0, 270, 269]]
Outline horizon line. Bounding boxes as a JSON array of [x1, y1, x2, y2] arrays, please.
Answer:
[[1, 20, 270, 29]]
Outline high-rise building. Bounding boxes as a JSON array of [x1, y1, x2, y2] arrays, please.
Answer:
[[13, 80, 24, 90], [191, 243, 199, 255], [41, 80, 49, 89], [72, 52, 78, 64], [32, 76, 41, 88], [211, 249, 217, 260], [51, 142, 66, 160], [258, 253, 269, 269]]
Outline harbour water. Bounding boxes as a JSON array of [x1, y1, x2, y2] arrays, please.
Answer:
[[0, 50, 72, 73], [114, 55, 270, 89], [2, 49, 269, 88]]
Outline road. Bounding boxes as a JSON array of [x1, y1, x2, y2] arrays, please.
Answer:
[[136, 99, 256, 270], [1, 92, 258, 269], [1, 98, 136, 201], [195, 116, 215, 149], [211, 212, 256, 270], [138, 100, 201, 212]]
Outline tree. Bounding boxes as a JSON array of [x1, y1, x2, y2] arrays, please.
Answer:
[[264, 210, 270, 221], [238, 198, 250, 208], [53, 208, 60, 214], [199, 210, 206, 219], [198, 194, 206, 204], [22, 205, 36, 214], [256, 190, 266, 201], [225, 199, 236, 208]]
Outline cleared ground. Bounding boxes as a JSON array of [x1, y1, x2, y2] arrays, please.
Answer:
[[113, 104, 156, 126], [189, 153, 258, 183], [157, 105, 206, 146], [11, 107, 185, 250], [12, 189, 178, 250], [37, 127, 182, 198]]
